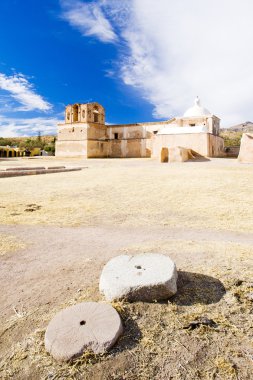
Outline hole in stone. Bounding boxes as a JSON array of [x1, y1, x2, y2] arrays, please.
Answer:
[[80, 320, 86, 326], [135, 265, 142, 270]]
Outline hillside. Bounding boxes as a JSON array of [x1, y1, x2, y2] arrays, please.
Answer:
[[220, 121, 253, 147], [0, 135, 56, 147]]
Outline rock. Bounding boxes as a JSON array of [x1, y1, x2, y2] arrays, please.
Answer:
[[183, 317, 218, 330], [99, 253, 178, 302], [45, 302, 123, 362]]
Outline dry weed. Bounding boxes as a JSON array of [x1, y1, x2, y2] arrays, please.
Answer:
[[0, 234, 26, 256]]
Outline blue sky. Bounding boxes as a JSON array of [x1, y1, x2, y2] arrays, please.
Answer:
[[0, 0, 253, 136]]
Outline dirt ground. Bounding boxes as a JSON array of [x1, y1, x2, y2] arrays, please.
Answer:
[[0, 157, 252, 380]]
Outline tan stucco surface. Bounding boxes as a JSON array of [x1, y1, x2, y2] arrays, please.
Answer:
[[238, 133, 253, 163]]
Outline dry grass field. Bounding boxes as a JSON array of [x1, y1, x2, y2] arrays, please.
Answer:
[[0, 156, 253, 379]]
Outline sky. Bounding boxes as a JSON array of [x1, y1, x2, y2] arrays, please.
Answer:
[[0, 0, 253, 137]]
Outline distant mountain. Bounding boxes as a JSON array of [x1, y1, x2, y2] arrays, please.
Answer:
[[222, 121, 253, 132]]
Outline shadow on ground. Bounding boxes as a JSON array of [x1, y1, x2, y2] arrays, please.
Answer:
[[112, 311, 142, 354], [171, 271, 226, 305], [0, 158, 19, 162]]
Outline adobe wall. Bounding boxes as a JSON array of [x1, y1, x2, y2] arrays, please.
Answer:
[[107, 122, 169, 140], [152, 133, 210, 157], [55, 140, 88, 157], [87, 123, 107, 140], [108, 125, 145, 139], [108, 139, 147, 158], [87, 140, 109, 158], [58, 124, 88, 141], [208, 135, 225, 157]]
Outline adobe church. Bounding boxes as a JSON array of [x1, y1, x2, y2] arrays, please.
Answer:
[[55, 97, 224, 158]]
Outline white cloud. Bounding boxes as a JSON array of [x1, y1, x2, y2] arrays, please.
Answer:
[[0, 116, 59, 137], [60, 0, 117, 43], [119, 0, 253, 126], [61, 0, 253, 126], [0, 73, 52, 111]]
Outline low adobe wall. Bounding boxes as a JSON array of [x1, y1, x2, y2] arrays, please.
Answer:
[[238, 133, 253, 163], [152, 133, 224, 158], [152, 133, 209, 158]]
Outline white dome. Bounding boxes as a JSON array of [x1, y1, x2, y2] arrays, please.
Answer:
[[183, 97, 211, 117]]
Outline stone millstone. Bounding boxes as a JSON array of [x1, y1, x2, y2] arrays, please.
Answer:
[[99, 253, 178, 302], [45, 302, 123, 362]]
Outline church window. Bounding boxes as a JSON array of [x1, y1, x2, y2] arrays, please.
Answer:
[[114, 133, 119, 140]]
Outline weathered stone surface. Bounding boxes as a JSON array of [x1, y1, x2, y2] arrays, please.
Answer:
[[168, 146, 195, 162], [238, 133, 253, 163], [45, 302, 123, 362], [99, 253, 178, 302]]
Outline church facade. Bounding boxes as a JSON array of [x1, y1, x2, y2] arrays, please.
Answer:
[[55, 98, 224, 158]]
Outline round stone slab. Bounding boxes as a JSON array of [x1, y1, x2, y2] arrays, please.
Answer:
[[99, 253, 178, 302], [45, 302, 123, 362]]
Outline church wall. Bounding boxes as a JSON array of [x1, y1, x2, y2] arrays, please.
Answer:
[[144, 123, 166, 135], [108, 123, 167, 139], [152, 133, 210, 157], [108, 125, 144, 140], [126, 139, 142, 157], [87, 140, 109, 158], [87, 123, 107, 140], [57, 124, 88, 141], [108, 139, 147, 158], [109, 140, 124, 157], [108, 127, 124, 140], [55, 140, 88, 157], [208, 135, 225, 157], [180, 116, 208, 127]]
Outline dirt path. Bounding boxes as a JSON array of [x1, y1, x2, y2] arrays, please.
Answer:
[[1, 223, 253, 323]]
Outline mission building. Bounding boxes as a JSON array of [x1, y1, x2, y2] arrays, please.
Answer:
[[55, 97, 224, 159]]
